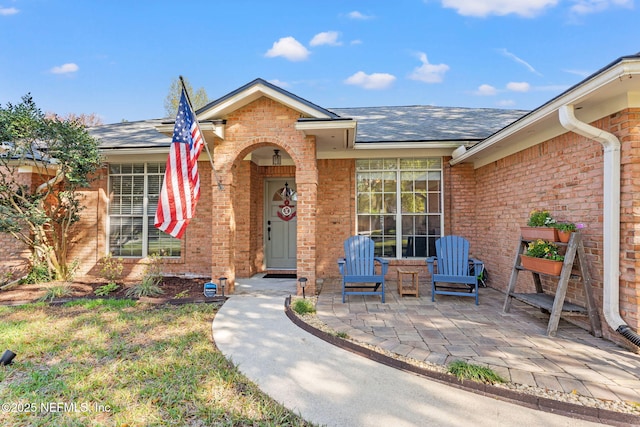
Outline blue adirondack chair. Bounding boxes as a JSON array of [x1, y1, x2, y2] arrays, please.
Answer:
[[338, 236, 389, 303], [426, 235, 482, 305]]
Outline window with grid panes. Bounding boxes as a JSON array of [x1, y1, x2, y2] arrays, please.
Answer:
[[356, 158, 442, 258], [108, 163, 181, 257]]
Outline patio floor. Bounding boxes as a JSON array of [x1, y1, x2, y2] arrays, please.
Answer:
[[315, 279, 640, 405]]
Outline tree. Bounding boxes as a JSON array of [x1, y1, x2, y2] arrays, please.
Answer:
[[0, 95, 102, 280], [45, 112, 104, 127], [163, 77, 210, 117]]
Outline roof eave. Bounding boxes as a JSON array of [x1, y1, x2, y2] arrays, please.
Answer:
[[451, 54, 640, 167]]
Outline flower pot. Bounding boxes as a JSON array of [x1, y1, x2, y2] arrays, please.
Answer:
[[557, 230, 572, 243], [520, 226, 559, 242], [520, 255, 563, 276]]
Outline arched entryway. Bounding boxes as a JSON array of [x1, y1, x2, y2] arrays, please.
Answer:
[[209, 138, 317, 295]]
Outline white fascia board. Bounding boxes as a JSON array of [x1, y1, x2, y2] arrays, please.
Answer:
[[200, 84, 333, 120], [317, 148, 456, 159], [354, 141, 474, 150], [295, 120, 356, 132], [155, 121, 217, 134], [101, 150, 169, 163], [451, 59, 640, 167]]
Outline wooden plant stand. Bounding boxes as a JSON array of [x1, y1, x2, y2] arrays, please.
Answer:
[[503, 232, 602, 337]]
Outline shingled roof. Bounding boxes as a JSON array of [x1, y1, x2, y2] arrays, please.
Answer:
[[92, 105, 527, 150], [330, 105, 527, 143]]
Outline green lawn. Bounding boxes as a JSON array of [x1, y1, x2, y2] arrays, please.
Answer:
[[0, 300, 315, 426]]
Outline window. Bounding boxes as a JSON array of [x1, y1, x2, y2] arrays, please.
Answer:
[[356, 158, 442, 258], [108, 163, 181, 257]]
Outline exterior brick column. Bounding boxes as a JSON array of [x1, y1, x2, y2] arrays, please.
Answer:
[[294, 139, 318, 296], [210, 168, 236, 293]]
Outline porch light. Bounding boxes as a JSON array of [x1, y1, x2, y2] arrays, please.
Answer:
[[298, 277, 307, 299], [219, 277, 227, 297], [272, 149, 281, 166], [281, 182, 293, 199]]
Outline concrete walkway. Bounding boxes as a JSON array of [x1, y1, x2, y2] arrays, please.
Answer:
[[212, 277, 618, 426]]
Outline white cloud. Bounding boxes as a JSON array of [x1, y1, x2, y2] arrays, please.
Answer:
[[310, 31, 342, 47], [475, 84, 498, 96], [350, 39, 363, 45], [498, 48, 542, 76], [268, 79, 290, 89], [506, 81, 530, 92], [497, 99, 516, 107], [265, 37, 310, 61], [347, 11, 374, 20], [344, 71, 396, 90], [409, 52, 450, 83], [0, 7, 18, 15], [440, 0, 558, 17], [570, 0, 633, 15], [563, 68, 591, 78], [50, 63, 79, 74]]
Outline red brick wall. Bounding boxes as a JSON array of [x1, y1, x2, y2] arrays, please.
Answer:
[[470, 108, 640, 343], [316, 159, 355, 277], [445, 160, 477, 244]]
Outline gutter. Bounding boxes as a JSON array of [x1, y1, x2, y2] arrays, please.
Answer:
[[559, 104, 640, 347]]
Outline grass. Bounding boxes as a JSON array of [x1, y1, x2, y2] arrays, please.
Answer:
[[0, 300, 315, 426], [447, 360, 506, 384]]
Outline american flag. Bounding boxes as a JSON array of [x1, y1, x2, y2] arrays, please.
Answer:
[[154, 89, 204, 238]]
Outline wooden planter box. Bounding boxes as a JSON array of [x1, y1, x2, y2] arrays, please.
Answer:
[[520, 226, 559, 242], [520, 255, 563, 276]]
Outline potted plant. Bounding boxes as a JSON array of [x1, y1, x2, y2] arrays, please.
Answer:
[[520, 239, 564, 275], [521, 210, 559, 241], [553, 222, 577, 243]]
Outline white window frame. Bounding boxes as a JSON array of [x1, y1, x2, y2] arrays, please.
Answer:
[[355, 158, 444, 259], [107, 163, 181, 258]]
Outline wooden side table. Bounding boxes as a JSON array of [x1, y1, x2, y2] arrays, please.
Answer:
[[397, 268, 419, 297]]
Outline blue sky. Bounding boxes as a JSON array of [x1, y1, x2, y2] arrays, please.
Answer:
[[1, 0, 638, 123]]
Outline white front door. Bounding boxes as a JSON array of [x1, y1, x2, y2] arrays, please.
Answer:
[[266, 179, 297, 269]]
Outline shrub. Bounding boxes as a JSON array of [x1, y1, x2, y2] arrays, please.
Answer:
[[125, 255, 164, 298], [38, 284, 73, 302], [98, 254, 124, 284], [25, 259, 52, 284], [291, 298, 315, 315], [94, 283, 120, 296]]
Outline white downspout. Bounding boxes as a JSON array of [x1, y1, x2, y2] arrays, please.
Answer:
[[558, 105, 639, 344]]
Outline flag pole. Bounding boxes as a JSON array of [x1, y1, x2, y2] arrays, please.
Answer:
[[179, 75, 224, 190]]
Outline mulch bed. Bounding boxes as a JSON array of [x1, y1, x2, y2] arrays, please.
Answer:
[[0, 276, 215, 306]]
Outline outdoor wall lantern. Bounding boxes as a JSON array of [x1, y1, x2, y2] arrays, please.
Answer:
[[272, 149, 281, 166], [298, 277, 307, 299], [1, 349, 16, 366], [219, 277, 227, 297]]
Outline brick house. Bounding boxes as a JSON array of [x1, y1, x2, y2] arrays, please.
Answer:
[[3, 53, 639, 347]]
